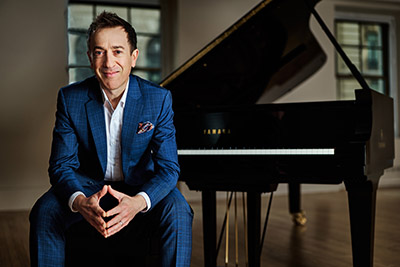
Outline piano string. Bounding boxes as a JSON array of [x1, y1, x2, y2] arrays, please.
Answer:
[[218, 191, 275, 266]]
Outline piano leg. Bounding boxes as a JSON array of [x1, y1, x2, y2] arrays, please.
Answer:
[[288, 182, 301, 214], [247, 192, 261, 267], [288, 183, 307, 226], [202, 190, 217, 267], [345, 177, 379, 267]]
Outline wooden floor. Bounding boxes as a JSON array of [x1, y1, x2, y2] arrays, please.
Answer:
[[1, 187, 399, 267]]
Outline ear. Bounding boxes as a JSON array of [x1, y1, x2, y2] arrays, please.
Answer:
[[87, 50, 94, 68], [131, 49, 139, 68]]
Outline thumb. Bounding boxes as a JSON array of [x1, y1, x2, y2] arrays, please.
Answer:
[[107, 185, 124, 201], [98, 185, 108, 198]]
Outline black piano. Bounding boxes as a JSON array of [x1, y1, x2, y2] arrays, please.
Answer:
[[160, 0, 395, 266]]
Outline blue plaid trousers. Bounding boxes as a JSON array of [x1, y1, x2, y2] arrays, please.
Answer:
[[29, 186, 193, 266]]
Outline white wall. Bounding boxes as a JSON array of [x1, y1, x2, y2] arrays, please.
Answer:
[[0, 0, 68, 210], [175, 0, 260, 67]]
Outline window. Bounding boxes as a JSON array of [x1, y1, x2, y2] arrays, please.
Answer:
[[67, 3, 161, 84], [335, 20, 389, 99]]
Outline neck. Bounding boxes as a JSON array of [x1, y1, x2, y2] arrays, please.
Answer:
[[102, 81, 128, 109], [105, 92, 123, 110]]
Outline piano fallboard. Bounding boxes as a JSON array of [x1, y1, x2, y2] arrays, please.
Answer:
[[174, 95, 369, 151]]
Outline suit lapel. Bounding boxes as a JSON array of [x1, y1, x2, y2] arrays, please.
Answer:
[[86, 81, 107, 176], [121, 76, 144, 175]]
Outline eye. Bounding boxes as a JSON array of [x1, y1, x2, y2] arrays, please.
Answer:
[[93, 50, 104, 57], [115, 50, 123, 55]]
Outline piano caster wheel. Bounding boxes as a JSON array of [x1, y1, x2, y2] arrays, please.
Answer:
[[291, 210, 307, 226]]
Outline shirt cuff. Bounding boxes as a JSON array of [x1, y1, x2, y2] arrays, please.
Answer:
[[68, 191, 86, 212], [137, 192, 151, 212]]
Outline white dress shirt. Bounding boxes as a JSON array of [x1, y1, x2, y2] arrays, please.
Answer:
[[68, 80, 151, 212]]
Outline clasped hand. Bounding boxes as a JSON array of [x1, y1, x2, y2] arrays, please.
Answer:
[[73, 185, 147, 238]]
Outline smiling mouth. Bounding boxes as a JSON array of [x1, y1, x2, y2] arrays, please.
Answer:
[[103, 71, 119, 77]]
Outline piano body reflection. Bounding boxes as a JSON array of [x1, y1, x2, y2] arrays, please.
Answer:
[[160, 0, 395, 266]]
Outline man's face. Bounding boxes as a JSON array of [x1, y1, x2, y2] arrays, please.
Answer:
[[88, 26, 138, 93]]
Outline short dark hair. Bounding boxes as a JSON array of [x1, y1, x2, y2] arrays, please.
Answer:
[[87, 11, 137, 53]]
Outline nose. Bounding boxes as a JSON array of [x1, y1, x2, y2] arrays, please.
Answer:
[[103, 52, 115, 68]]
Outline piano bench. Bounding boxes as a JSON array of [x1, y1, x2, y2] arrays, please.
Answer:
[[65, 219, 161, 266]]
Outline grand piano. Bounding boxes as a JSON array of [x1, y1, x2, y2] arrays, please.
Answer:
[[160, 0, 395, 266]]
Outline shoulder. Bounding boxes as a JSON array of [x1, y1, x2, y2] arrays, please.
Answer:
[[133, 75, 170, 99], [58, 76, 98, 102]]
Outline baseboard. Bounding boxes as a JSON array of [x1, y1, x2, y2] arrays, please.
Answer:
[[0, 185, 49, 211], [2, 172, 398, 211], [379, 167, 400, 188]]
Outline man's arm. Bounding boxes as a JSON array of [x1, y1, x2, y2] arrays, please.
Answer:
[[49, 88, 108, 237], [48, 88, 85, 203], [140, 90, 180, 209]]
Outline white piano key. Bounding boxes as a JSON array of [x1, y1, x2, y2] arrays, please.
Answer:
[[177, 148, 335, 156]]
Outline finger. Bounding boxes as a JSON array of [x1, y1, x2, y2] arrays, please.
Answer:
[[92, 201, 107, 217], [91, 221, 107, 237], [105, 204, 121, 219], [97, 185, 109, 199], [106, 212, 124, 229], [92, 213, 107, 229], [84, 213, 107, 237], [106, 219, 126, 238], [107, 185, 124, 201]]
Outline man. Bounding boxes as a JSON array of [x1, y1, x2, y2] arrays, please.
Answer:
[[29, 12, 193, 266]]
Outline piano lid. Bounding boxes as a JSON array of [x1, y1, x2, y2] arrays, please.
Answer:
[[160, 0, 326, 109]]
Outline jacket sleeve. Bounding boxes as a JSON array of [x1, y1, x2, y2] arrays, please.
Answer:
[[48, 89, 85, 204], [140, 90, 180, 209]]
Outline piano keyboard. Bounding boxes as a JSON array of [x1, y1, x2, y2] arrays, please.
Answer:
[[178, 148, 335, 156]]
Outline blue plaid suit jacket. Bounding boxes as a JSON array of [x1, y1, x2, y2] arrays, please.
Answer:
[[48, 74, 180, 210]]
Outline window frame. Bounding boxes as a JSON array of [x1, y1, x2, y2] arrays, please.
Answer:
[[67, 0, 162, 83], [335, 11, 398, 135], [335, 19, 389, 98]]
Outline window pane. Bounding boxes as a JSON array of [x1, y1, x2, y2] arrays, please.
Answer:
[[362, 48, 383, 75], [338, 78, 359, 99], [367, 78, 385, 94], [132, 70, 161, 83], [362, 25, 382, 47], [68, 4, 93, 29], [337, 47, 360, 74], [130, 8, 160, 34], [336, 19, 388, 99], [69, 68, 94, 84], [136, 35, 161, 68], [68, 32, 90, 66], [96, 6, 128, 21], [337, 22, 359, 45]]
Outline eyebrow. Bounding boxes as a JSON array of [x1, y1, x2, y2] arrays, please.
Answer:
[[93, 45, 126, 50]]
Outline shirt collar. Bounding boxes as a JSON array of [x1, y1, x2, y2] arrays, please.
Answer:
[[100, 78, 130, 109]]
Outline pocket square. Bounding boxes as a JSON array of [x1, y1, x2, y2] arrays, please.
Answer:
[[137, 121, 154, 134]]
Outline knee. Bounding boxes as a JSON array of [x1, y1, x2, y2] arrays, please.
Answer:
[[157, 188, 193, 225], [29, 190, 64, 229]]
